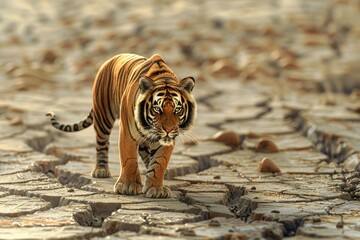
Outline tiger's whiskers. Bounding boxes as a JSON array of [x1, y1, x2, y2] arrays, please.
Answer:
[[179, 130, 198, 145]]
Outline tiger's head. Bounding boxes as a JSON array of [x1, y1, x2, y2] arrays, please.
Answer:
[[135, 76, 196, 146]]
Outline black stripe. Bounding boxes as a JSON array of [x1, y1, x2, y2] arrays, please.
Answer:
[[138, 145, 150, 154], [96, 117, 110, 135], [150, 146, 161, 156], [179, 101, 194, 129], [97, 159, 108, 164], [97, 139, 108, 146], [148, 159, 160, 167], [181, 96, 185, 104], [64, 125, 72, 132], [138, 100, 149, 128], [107, 90, 115, 121], [83, 121, 91, 128], [146, 169, 155, 176], [96, 146, 109, 151]]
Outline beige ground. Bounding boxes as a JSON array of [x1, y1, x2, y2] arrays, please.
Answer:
[[0, 1, 360, 239]]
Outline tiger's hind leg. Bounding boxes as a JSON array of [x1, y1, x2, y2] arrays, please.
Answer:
[[91, 112, 115, 178]]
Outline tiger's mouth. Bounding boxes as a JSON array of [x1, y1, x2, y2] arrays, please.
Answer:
[[159, 136, 174, 146]]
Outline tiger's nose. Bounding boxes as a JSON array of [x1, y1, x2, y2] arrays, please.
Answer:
[[163, 126, 174, 133]]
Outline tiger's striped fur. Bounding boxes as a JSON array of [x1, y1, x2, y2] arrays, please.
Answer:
[[46, 53, 196, 198]]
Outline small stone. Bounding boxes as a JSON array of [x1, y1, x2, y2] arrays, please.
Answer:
[[319, 97, 336, 106], [208, 219, 221, 227], [180, 229, 196, 237], [336, 219, 344, 228], [9, 118, 23, 126], [251, 186, 257, 190], [271, 210, 280, 213], [212, 18, 224, 29], [9, 34, 21, 44], [229, 205, 238, 213], [256, 139, 279, 153], [208, 130, 241, 147], [67, 188, 75, 192], [46, 172, 55, 178], [258, 158, 281, 173], [213, 175, 221, 179], [211, 59, 241, 77], [312, 216, 321, 223], [42, 49, 57, 64]]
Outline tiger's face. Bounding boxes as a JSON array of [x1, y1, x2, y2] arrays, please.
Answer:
[[135, 76, 196, 146]]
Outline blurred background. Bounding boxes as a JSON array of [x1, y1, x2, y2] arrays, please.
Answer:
[[1, 0, 360, 99]]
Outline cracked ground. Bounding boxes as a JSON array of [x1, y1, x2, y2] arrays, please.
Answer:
[[0, 0, 360, 239]]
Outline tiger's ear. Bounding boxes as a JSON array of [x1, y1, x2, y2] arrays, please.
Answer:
[[139, 77, 153, 93], [180, 77, 195, 93]]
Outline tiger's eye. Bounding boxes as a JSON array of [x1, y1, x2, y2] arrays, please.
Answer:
[[174, 107, 182, 114], [153, 106, 161, 113]]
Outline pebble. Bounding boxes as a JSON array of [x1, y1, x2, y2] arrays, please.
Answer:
[[9, 118, 23, 126], [180, 229, 196, 236], [255, 139, 280, 153], [208, 219, 221, 227], [336, 219, 344, 228], [207, 130, 242, 147], [42, 50, 57, 64], [258, 158, 281, 173], [211, 59, 241, 77], [312, 216, 321, 223]]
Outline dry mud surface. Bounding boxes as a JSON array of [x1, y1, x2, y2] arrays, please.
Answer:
[[0, 0, 360, 239]]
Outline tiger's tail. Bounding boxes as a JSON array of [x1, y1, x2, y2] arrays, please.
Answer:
[[46, 109, 93, 132]]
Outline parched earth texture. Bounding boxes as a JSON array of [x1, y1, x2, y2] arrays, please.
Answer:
[[0, 0, 360, 239]]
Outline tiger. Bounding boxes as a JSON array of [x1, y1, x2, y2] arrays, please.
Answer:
[[46, 53, 197, 198]]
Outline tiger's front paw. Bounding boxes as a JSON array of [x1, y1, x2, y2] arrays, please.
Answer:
[[114, 178, 142, 195], [143, 185, 171, 198], [91, 166, 111, 178]]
